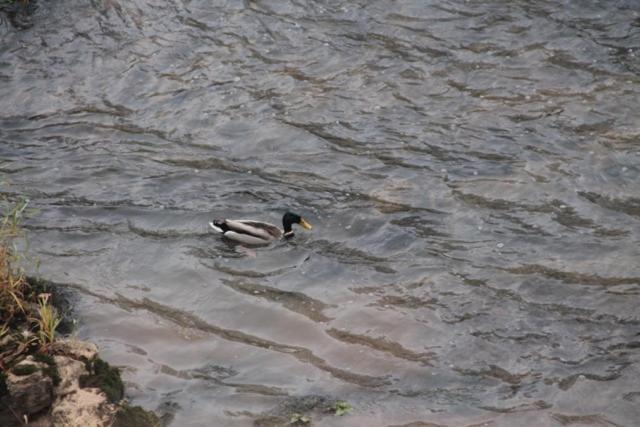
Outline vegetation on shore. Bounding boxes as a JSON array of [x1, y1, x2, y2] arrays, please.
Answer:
[[0, 198, 63, 370], [0, 0, 38, 30], [0, 0, 30, 9], [0, 197, 160, 426]]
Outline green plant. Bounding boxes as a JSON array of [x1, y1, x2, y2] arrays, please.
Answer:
[[0, 0, 31, 10], [0, 371, 7, 398], [80, 358, 124, 403], [289, 413, 311, 424], [34, 352, 61, 386], [0, 199, 28, 239], [34, 293, 61, 346], [0, 199, 29, 327], [0, 244, 27, 324], [333, 401, 352, 416], [0, 196, 63, 370], [12, 363, 38, 376], [113, 404, 162, 427], [32, 352, 55, 365]]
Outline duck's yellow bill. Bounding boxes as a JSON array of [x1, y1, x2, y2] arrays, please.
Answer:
[[300, 218, 313, 230]]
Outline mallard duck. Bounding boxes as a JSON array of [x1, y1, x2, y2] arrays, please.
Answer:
[[209, 212, 312, 245]]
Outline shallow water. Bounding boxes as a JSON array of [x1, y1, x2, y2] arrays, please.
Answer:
[[2, 0, 640, 425]]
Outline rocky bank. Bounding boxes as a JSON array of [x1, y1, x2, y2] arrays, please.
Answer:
[[1, 338, 160, 426]]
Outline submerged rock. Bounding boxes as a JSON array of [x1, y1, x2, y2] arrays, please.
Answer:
[[253, 395, 347, 426], [113, 404, 162, 427]]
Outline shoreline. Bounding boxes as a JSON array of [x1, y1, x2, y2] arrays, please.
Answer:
[[0, 199, 161, 426], [0, 278, 162, 426]]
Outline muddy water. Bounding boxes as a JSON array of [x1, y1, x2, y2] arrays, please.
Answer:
[[2, 0, 640, 425]]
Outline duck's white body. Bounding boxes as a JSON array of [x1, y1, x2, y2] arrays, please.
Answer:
[[209, 212, 312, 245], [209, 219, 283, 245]]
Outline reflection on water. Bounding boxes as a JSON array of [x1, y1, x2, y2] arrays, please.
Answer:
[[1, 0, 640, 425]]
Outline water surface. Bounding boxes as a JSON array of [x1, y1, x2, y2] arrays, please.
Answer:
[[1, 0, 640, 425]]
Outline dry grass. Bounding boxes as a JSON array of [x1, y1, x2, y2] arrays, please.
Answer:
[[0, 200, 29, 328], [0, 198, 61, 367]]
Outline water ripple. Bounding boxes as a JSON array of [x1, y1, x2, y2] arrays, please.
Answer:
[[3, 0, 640, 424]]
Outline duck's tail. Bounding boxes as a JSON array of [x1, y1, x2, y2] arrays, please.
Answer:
[[209, 219, 227, 233]]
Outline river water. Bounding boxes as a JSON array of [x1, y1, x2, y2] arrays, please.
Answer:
[[2, 1, 640, 426]]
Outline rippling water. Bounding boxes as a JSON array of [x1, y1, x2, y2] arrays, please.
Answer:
[[2, 0, 640, 425]]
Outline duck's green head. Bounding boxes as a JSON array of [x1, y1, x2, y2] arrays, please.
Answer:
[[283, 212, 312, 233]]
